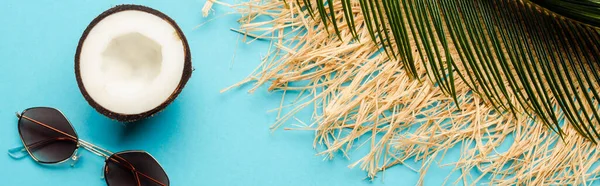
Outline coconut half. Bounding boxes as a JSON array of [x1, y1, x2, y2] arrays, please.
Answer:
[[75, 5, 192, 122]]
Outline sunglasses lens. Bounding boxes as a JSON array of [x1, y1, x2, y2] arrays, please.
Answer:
[[105, 151, 169, 186], [18, 107, 78, 163]]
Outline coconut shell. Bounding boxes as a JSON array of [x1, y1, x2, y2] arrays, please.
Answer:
[[75, 4, 192, 122]]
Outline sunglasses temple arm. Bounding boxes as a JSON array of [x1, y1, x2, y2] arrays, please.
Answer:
[[9, 113, 26, 158], [7, 145, 29, 159]]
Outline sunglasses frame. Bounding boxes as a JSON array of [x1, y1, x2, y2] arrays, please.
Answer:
[[16, 107, 81, 164], [9, 107, 169, 186]]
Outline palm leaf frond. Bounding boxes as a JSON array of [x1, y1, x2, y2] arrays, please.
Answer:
[[299, 0, 600, 141], [532, 0, 600, 27]]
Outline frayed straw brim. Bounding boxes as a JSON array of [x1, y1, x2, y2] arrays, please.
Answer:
[[212, 0, 600, 185]]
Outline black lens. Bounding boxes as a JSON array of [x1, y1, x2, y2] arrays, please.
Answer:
[[18, 107, 79, 163], [105, 151, 169, 186]]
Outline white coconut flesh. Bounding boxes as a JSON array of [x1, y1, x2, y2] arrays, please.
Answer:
[[79, 10, 185, 115]]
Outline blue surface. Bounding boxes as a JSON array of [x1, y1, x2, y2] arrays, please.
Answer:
[[0, 1, 454, 185]]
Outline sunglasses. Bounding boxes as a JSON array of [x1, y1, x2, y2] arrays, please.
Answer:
[[7, 107, 170, 186]]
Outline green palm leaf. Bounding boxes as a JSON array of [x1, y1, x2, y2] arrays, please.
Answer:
[[299, 0, 600, 141]]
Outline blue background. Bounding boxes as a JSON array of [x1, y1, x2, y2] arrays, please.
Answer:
[[0, 1, 455, 185]]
